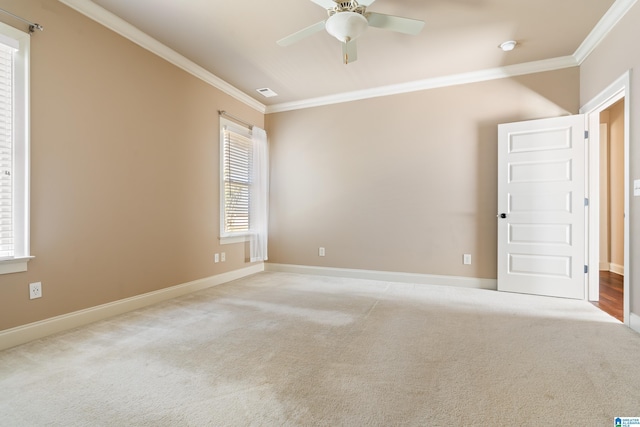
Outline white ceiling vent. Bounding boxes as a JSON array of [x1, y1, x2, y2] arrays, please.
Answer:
[[256, 88, 278, 98]]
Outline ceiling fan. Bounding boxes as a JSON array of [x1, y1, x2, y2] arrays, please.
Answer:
[[277, 0, 425, 64]]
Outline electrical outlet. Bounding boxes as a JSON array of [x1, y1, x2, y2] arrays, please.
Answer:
[[463, 254, 472, 265], [221, 252, 226, 262], [214, 253, 220, 263], [29, 282, 42, 299], [319, 247, 325, 257]]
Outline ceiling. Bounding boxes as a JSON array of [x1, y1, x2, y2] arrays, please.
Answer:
[[66, 0, 622, 111]]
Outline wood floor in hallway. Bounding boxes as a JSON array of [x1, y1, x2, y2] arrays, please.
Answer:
[[591, 271, 623, 322]]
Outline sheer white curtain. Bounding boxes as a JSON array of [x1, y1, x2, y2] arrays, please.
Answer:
[[250, 126, 268, 262]]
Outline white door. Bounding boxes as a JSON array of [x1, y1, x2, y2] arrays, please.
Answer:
[[497, 115, 585, 299]]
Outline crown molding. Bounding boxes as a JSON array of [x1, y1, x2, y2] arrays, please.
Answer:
[[574, 0, 638, 64], [58, 0, 634, 115], [266, 56, 578, 113], [265, 0, 635, 113], [58, 0, 266, 114]]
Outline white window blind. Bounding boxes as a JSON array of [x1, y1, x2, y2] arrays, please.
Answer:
[[0, 22, 31, 274], [0, 41, 14, 258], [222, 124, 252, 234]]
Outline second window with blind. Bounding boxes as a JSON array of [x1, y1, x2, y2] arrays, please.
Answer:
[[220, 118, 253, 241]]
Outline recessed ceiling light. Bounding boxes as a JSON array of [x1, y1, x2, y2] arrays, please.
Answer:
[[256, 88, 278, 98], [499, 40, 517, 52]]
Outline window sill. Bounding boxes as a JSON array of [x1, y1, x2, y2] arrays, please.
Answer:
[[219, 235, 250, 245], [0, 256, 34, 275]]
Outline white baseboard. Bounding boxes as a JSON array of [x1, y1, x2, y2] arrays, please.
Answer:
[[610, 263, 625, 275], [0, 263, 264, 351], [630, 313, 640, 335], [265, 263, 497, 290]]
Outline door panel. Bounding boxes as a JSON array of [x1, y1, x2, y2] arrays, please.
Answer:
[[498, 115, 585, 299]]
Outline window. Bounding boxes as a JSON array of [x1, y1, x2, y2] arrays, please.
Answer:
[[0, 22, 31, 274], [220, 118, 253, 240], [219, 117, 269, 261]]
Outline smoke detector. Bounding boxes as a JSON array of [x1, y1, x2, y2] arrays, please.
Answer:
[[499, 40, 517, 52]]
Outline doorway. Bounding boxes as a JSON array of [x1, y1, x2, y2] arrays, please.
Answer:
[[592, 100, 625, 322], [581, 71, 630, 326]]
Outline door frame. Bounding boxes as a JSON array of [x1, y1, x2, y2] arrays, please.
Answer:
[[580, 70, 630, 325]]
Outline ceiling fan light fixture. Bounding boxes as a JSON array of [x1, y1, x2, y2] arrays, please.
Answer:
[[325, 11, 368, 43], [499, 40, 517, 52]]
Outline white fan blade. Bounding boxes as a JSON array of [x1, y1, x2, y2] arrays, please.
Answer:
[[366, 12, 425, 35], [342, 40, 358, 64], [277, 21, 326, 46], [310, 0, 336, 9]]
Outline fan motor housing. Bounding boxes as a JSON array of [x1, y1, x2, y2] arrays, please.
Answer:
[[328, 1, 366, 16]]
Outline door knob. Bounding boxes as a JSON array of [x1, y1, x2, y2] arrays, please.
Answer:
[[498, 213, 507, 218]]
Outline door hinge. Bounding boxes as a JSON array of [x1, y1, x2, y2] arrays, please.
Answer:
[[584, 197, 589, 206], [584, 265, 589, 274], [585, 130, 589, 139]]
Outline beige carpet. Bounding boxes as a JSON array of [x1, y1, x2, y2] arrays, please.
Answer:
[[1, 272, 639, 426]]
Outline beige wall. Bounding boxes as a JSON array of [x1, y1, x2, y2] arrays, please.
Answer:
[[0, 0, 263, 331], [609, 101, 625, 270], [580, 1, 640, 316], [266, 68, 579, 279], [599, 116, 610, 268], [599, 101, 625, 272]]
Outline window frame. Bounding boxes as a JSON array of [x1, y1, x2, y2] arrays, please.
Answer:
[[0, 22, 32, 274], [219, 117, 252, 245]]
